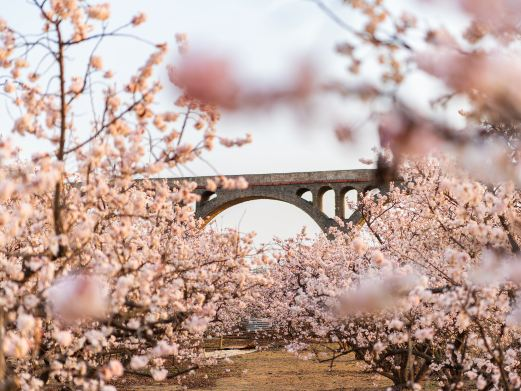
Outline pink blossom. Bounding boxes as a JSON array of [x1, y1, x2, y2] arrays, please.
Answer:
[[87, 3, 110, 21], [3, 333, 30, 358], [351, 237, 368, 255], [150, 368, 168, 381], [130, 355, 149, 370], [47, 274, 109, 322], [90, 56, 103, 70], [414, 328, 434, 342], [53, 330, 73, 347], [108, 360, 124, 378], [206, 179, 217, 192], [16, 313, 35, 334], [168, 55, 239, 108], [3, 81, 14, 93], [358, 157, 374, 165], [131, 12, 147, 26]]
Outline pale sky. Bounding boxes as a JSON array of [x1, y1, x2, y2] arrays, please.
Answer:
[[2, 0, 468, 244]]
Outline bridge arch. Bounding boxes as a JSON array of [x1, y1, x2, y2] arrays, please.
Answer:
[[194, 190, 335, 233]]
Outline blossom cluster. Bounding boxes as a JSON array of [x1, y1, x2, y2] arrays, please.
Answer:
[[241, 157, 521, 390]]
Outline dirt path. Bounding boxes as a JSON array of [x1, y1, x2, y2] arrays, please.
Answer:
[[119, 350, 392, 391]]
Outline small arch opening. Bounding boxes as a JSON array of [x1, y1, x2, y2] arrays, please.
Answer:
[[318, 186, 335, 218], [362, 186, 381, 200], [344, 189, 358, 219], [296, 188, 313, 202], [200, 191, 217, 203]]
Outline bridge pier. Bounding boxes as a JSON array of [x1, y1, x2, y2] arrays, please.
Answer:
[[334, 187, 346, 219]]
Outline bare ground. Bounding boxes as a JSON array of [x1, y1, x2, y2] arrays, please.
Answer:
[[117, 349, 393, 391]]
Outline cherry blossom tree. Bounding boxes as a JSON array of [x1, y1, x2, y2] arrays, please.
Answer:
[[248, 157, 521, 390], [248, 5, 521, 388], [0, 1, 264, 390], [169, 2, 521, 390], [2, 1, 521, 391]]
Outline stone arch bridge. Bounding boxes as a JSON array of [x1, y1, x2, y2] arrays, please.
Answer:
[[168, 169, 385, 233]]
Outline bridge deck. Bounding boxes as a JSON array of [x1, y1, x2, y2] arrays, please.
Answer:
[[166, 169, 375, 189]]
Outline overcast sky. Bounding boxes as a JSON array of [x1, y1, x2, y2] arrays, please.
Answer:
[[3, 0, 466, 244]]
